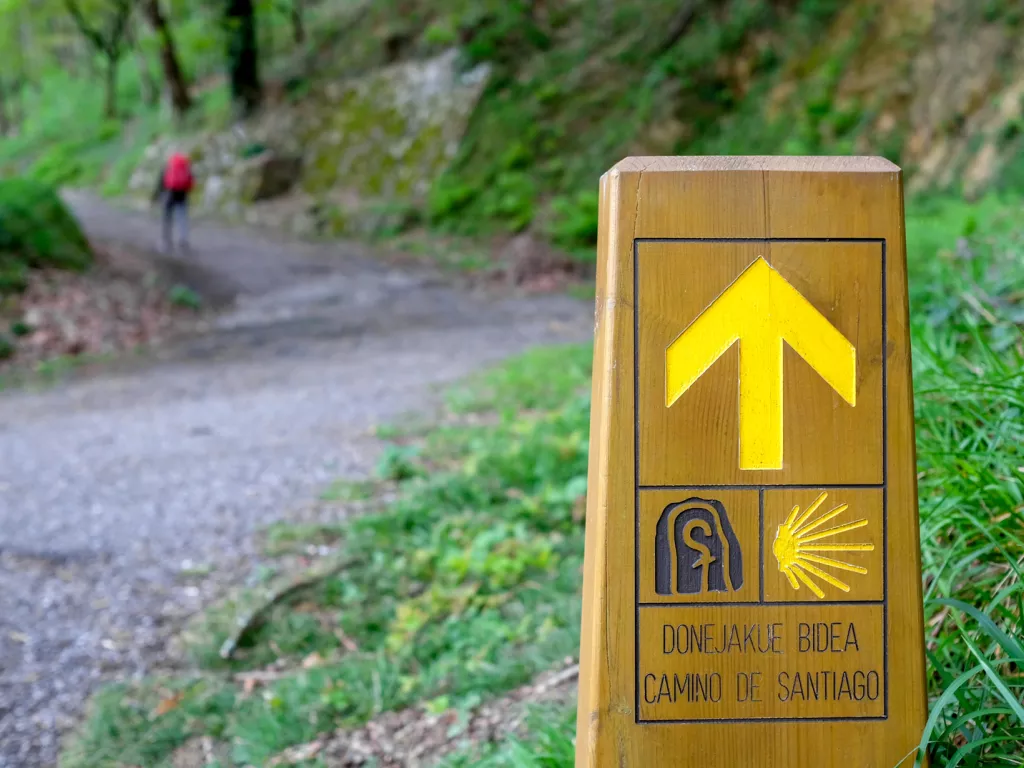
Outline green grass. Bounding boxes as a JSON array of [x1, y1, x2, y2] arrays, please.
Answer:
[[62, 341, 593, 767], [443, 343, 593, 414], [903, 198, 1024, 767], [0, 352, 114, 391], [439, 703, 577, 767]]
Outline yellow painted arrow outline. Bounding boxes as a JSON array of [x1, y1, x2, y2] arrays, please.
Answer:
[[666, 257, 857, 470]]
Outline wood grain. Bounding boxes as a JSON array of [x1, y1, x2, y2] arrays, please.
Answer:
[[576, 156, 928, 767]]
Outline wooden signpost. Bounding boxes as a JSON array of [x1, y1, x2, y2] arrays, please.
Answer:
[[576, 157, 928, 766]]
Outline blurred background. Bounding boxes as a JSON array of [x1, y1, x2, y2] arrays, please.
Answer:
[[0, 1, 1022, 767]]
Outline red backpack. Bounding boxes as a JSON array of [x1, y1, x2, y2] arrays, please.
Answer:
[[164, 153, 194, 192]]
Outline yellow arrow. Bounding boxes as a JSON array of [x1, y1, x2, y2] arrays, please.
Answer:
[[666, 257, 856, 470]]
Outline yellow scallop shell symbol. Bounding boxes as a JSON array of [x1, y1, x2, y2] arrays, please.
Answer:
[[772, 492, 874, 598]]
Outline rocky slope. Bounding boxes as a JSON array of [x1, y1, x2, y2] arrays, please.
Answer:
[[129, 49, 488, 239], [786, 0, 1024, 197]]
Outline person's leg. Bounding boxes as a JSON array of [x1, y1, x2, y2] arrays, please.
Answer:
[[176, 200, 190, 251], [162, 198, 174, 253]]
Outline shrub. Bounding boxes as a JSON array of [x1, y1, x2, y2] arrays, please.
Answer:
[[547, 189, 599, 251], [0, 178, 93, 295]]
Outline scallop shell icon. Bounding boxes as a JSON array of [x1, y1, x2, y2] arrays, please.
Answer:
[[772, 492, 874, 598]]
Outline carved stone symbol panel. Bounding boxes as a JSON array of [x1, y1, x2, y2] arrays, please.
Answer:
[[654, 497, 743, 596]]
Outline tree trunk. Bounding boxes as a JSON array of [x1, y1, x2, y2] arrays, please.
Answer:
[[11, 19, 29, 132], [7, 78, 22, 134], [654, 1, 697, 58], [104, 54, 119, 117], [131, 27, 160, 107], [225, 0, 262, 117], [63, 0, 133, 117], [142, 0, 192, 117], [291, 0, 305, 44]]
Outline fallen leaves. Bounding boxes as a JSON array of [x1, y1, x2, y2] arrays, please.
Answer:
[[238, 670, 286, 697], [153, 691, 184, 717], [234, 652, 332, 697], [265, 660, 580, 767], [267, 739, 323, 767], [335, 625, 359, 653], [0, 248, 200, 371], [301, 651, 325, 669]]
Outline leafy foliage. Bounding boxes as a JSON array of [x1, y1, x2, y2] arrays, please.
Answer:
[[439, 702, 577, 767], [0, 0, 859, 239], [0, 177, 92, 295], [419, 0, 851, 242], [0, 0, 307, 189]]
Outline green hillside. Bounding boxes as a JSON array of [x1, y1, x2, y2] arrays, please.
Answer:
[[3, 1, 1024, 254]]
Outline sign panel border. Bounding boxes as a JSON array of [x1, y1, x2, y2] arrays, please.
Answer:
[[632, 236, 889, 725]]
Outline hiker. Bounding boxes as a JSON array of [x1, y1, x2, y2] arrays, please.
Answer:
[[152, 151, 194, 253]]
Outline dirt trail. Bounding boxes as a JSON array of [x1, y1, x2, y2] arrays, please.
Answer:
[[0, 193, 591, 767]]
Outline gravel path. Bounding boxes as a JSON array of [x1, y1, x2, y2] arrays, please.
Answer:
[[0, 195, 591, 767]]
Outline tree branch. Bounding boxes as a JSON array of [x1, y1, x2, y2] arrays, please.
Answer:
[[63, 0, 108, 53], [63, 0, 137, 58], [109, 0, 135, 54], [653, 1, 698, 59]]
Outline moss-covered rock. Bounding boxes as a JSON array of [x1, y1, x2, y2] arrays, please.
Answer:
[[0, 178, 93, 296], [127, 50, 488, 236]]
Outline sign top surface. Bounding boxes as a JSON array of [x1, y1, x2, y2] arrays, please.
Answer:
[[608, 155, 901, 173]]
